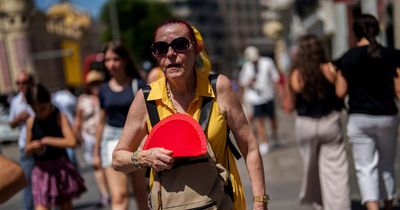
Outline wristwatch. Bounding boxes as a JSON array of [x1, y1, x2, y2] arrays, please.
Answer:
[[254, 195, 269, 203], [131, 151, 142, 168]]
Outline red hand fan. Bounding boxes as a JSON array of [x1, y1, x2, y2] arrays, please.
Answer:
[[143, 113, 208, 157]]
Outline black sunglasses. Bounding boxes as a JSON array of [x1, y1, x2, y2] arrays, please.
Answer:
[[16, 80, 28, 85], [151, 37, 195, 57]]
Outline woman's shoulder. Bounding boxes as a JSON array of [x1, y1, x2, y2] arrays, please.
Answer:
[[77, 94, 94, 104], [380, 46, 400, 60], [214, 74, 231, 91], [340, 46, 367, 58]]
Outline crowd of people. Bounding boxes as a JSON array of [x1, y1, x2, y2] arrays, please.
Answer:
[[1, 13, 400, 210]]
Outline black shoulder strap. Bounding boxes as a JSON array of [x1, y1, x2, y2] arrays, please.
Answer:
[[199, 74, 218, 132], [142, 85, 160, 127], [207, 74, 242, 160], [199, 97, 213, 132], [143, 85, 160, 178]]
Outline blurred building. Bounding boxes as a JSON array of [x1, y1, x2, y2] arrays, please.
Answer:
[[264, 0, 400, 59], [0, 0, 100, 94], [156, 0, 273, 76]]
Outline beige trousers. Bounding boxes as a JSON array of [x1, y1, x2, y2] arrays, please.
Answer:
[[295, 112, 351, 210]]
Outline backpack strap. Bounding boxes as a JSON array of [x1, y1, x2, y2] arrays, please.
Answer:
[[142, 85, 160, 127], [131, 78, 138, 95], [199, 96, 213, 132], [142, 85, 160, 178], [208, 74, 242, 160]]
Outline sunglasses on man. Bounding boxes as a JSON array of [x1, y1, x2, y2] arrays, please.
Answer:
[[16, 80, 29, 85], [151, 37, 195, 57]]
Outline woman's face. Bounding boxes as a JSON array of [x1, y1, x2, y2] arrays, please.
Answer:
[[104, 49, 126, 77], [153, 23, 197, 79]]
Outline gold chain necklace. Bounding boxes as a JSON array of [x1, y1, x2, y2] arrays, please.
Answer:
[[166, 83, 179, 113]]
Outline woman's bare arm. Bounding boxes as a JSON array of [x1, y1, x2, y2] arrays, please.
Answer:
[[394, 68, 400, 99], [24, 117, 35, 155], [41, 113, 77, 148], [112, 90, 174, 173], [216, 74, 267, 210]]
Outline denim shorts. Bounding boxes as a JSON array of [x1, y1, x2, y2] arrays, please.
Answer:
[[101, 124, 123, 168]]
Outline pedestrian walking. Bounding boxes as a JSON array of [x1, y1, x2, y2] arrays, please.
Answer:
[[93, 41, 149, 210], [112, 19, 269, 210], [286, 34, 350, 210], [25, 84, 86, 210], [74, 70, 110, 207], [52, 86, 78, 166], [334, 14, 400, 210], [239, 46, 281, 155], [8, 71, 35, 210]]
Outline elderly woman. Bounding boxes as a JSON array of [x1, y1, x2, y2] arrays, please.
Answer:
[[112, 19, 268, 210]]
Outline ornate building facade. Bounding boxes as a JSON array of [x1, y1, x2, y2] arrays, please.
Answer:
[[0, 0, 97, 94]]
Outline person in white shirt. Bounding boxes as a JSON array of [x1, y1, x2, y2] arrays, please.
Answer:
[[8, 71, 35, 210], [239, 46, 280, 155], [52, 87, 78, 166]]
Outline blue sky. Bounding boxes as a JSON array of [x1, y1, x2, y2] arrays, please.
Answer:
[[34, 0, 108, 18]]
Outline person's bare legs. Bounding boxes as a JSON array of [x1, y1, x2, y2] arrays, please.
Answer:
[[255, 117, 267, 144], [105, 167, 129, 210], [93, 166, 110, 204], [269, 116, 279, 146], [35, 205, 49, 210], [384, 199, 393, 210], [255, 116, 269, 155], [60, 201, 73, 210], [366, 201, 379, 210], [131, 169, 149, 210]]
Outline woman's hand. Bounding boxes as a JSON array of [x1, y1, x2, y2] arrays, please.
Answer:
[[31, 140, 44, 149], [137, 148, 174, 172], [31, 140, 45, 155], [93, 152, 101, 169], [40, 137, 50, 144]]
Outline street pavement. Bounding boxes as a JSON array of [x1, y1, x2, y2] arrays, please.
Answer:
[[2, 108, 400, 210]]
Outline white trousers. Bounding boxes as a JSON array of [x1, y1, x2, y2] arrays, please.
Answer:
[[295, 112, 351, 210], [347, 114, 398, 204]]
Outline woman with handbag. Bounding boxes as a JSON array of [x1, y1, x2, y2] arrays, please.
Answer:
[[112, 19, 268, 210]]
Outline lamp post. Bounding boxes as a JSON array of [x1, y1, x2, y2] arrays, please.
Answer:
[[108, 0, 120, 41]]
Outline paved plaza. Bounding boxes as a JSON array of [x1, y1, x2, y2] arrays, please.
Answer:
[[2, 109, 400, 210]]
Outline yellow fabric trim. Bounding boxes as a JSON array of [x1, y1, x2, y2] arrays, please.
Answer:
[[147, 70, 214, 101], [192, 26, 211, 75]]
